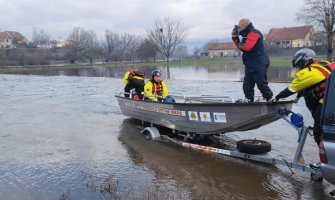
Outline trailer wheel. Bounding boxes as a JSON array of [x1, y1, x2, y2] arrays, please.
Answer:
[[143, 130, 152, 140], [142, 127, 160, 140], [237, 139, 271, 154]]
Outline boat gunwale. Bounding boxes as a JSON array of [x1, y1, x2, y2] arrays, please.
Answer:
[[115, 95, 295, 106]]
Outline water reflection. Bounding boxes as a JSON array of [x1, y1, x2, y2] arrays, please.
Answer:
[[118, 118, 334, 200], [118, 118, 283, 200], [3, 65, 293, 82], [118, 118, 191, 200]]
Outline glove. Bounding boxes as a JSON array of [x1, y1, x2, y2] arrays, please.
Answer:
[[268, 96, 277, 103]]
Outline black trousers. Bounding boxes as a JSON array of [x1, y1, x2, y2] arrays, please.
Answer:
[[124, 78, 145, 98], [311, 103, 323, 145], [243, 69, 273, 101]]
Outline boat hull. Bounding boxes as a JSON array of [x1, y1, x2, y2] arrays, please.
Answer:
[[116, 96, 294, 134]]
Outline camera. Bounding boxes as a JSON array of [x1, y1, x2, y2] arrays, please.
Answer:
[[232, 25, 239, 35]]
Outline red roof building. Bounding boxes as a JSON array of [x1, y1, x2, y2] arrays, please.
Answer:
[[265, 25, 314, 48], [5, 31, 28, 47], [207, 42, 240, 57], [0, 32, 13, 48]]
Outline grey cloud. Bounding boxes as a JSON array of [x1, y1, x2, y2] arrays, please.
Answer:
[[0, 0, 305, 42]]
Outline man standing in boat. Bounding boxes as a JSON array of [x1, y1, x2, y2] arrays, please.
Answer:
[[144, 70, 173, 102], [123, 67, 145, 99], [272, 48, 335, 149], [232, 18, 274, 102]]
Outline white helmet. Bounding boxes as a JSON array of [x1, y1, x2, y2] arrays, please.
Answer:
[[292, 48, 316, 68]]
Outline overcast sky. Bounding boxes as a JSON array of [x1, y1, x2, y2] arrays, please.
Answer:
[[0, 0, 306, 44]]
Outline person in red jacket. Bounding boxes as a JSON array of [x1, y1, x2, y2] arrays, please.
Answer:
[[232, 18, 273, 102]]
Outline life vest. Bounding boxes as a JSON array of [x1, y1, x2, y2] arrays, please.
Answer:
[[311, 61, 335, 100], [151, 80, 162, 95]]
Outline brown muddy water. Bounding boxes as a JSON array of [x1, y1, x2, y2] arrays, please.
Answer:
[[0, 67, 334, 200]]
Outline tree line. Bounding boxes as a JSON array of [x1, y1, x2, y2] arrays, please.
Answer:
[[1, 0, 335, 66], [0, 17, 189, 67]]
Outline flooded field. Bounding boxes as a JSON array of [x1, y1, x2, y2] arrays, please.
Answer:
[[1, 65, 293, 82], [0, 71, 334, 199]]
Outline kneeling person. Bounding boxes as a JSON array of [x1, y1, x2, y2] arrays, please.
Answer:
[[123, 67, 145, 99]]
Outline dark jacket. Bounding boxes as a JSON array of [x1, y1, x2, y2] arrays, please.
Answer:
[[233, 23, 269, 72]]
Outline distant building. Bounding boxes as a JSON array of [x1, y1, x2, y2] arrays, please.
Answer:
[[5, 31, 28, 48], [0, 32, 13, 48], [55, 40, 70, 48], [207, 42, 240, 57], [265, 25, 314, 48]]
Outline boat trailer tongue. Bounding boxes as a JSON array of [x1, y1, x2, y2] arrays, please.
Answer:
[[142, 107, 335, 196]]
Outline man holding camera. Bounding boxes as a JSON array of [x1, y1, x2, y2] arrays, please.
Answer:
[[232, 18, 273, 102]]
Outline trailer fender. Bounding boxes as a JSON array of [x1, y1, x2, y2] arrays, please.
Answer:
[[237, 139, 271, 154], [142, 127, 161, 140]]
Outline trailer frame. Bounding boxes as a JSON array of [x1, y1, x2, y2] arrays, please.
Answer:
[[142, 110, 323, 178]]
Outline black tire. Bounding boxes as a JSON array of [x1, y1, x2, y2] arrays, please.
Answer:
[[237, 139, 271, 154], [143, 130, 152, 140], [311, 173, 323, 182]]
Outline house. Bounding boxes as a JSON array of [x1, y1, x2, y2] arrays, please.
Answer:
[[5, 31, 28, 48], [0, 32, 13, 48], [0, 31, 28, 48], [207, 42, 240, 57], [55, 39, 71, 48], [265, 25, 314, 48]]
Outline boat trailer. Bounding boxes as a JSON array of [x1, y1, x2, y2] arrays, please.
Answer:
[[142, 109, 328, 186]]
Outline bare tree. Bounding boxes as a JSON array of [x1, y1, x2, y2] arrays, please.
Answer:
[[146, 17, 188, 64], [172, 45, 189, 60], [127, 35, 142, 64], [103, 30, 121, 62], [30, 27, 52, 65], [31, 27, 51, 48], [193, 46, 201, 58], [137, 38, 158, 62], [202, 43, 208, 53], [65, 27, 87, 63], [297, 0, 335, 60], [117, 33, 142, 63], [119, 33, 132, 61], [200, 43, 209, 58], [82, 30, 99, 64]]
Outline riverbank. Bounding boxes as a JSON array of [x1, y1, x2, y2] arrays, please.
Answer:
[[164, 56, 293, 67], [0, 63, 294, 83], [0, 56, 295, 74]]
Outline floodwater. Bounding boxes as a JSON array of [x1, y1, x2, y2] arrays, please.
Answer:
[[7, 65, 293, 82], [0, 66, 334, 200]]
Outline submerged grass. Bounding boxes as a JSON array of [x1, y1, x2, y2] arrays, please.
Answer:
[[77, 173, 191, 200]]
